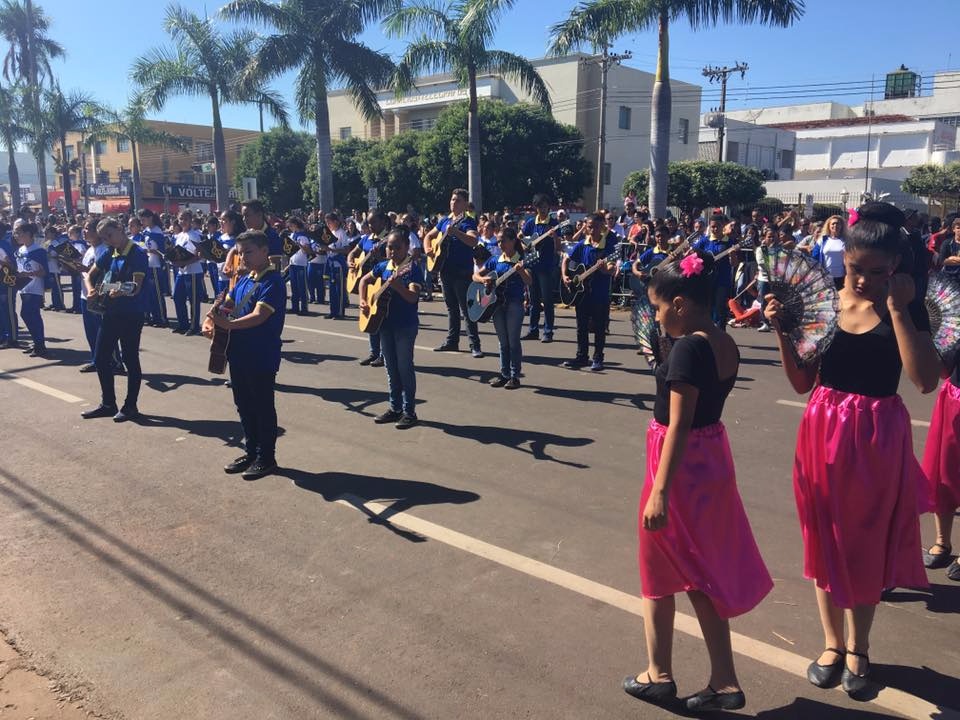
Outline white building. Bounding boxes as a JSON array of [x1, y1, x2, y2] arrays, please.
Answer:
[[698, 117, 796, 180], [326, 54, 702, 209]]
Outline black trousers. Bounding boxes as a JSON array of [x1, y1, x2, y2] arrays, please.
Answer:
[[229, 365, 278, 461], [575, 299, 610, 361], [440, 268, 480, 348], [95, 313, 143, 408]]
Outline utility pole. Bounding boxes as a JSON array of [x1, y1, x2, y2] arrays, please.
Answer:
[[582, 46, 632, 210], [702, 62, 748, 162]]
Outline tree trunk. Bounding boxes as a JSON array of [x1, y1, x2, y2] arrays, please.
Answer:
[[6, 140, 20, 211], [59, 136, 72, 216], [25, 0, 48, 214], [314, 88, 334, 213], [467, 66, 482, 214], [131, 140, 142, 211], [648, 10, 671, 220], [211, 92, 229, 212]]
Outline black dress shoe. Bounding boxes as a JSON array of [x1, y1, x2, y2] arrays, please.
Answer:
[[242, 457, 277, 480], [683, 686, 746, 712], [374, 409, 402, 424], [185, 328, 200, 336], [841, 651, 871, 698], [79, 363, 97, 373], [434, 342, 459, 352], [358, 355, 376, 366], [923, 543, 953, 569], [395, 414, 419, 429], [521, 330, 539, 340], [807, 648, 845, 688], [29, 345, 48, 357], [370, 356, 384, 367], [622, 675, 677, 703], [113, 406, 139, 423], [172, 328, 187, 334], [224, 455, 255, 474], [947, 560, 960, 582], [81, 404, 118, 419]]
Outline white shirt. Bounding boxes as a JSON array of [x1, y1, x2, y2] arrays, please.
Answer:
[[80, 245, 98, 300], [46, 239, 62, 273], [327, 228, 351, 263], [408, 230, 422, 250], [216, 233, 234, 278], [17, 243, 45, 295], [176, 230, 203, 274], [820, 237, 846, 278], [289, 231, 311, 267], [145, 226, 165, 268]]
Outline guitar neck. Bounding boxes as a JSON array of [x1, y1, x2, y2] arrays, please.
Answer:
[[713, 243, 741, 262], [373, 261, 413, 301], [494, 263, 523, 288]]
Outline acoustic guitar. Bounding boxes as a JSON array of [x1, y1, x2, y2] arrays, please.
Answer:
[[203, 291, 231, 374], [521, 219, 571, 251], [347, 232, 387, 295], [86, 281, 137, 315], [559, 243, 625, 307], [466, 250, 540, 324], [358, 257, 414, 334], [425, 215, 462, 274]]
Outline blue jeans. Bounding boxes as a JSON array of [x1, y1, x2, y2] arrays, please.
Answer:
[[380, 322, 418, 416], [440, 268, 480, 348], [307, 263, 326, 303], [69, 273, 81, 312], [327, 261, 346, 317], [206, 262, 219, 299], [493, 297, 524, 378], [528, 268, 556, 336], [289, 265, 308, 313], [712, 282, 731, 328], [757, 280, 769, 317], [95, 313, 143, 408], [173, 272, 201, 332], [368, 331, 381, 359], [81, 297, 123, 367], [18, 292, 44, 345], [0, 285, 16, 343], [47, 271, 64, 309]]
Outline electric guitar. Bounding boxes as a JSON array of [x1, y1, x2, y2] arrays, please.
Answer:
[[426, 215, 463, 274], [347, 232, 388, 295], [559, 243, 625, 307], [466, 250, 540, 323], [358, 257, 415, 334]]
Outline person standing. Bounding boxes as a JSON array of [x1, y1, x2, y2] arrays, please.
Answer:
[[171, 208, 204, 335], [208, 230, 286, 480], [14, 222, 48, 357], [306, 221, 328, 305], [693, 215, 734, 329], [138, 210, 170, 325], [324, 212, 352, 319], [43, 226, 66, 311], [76, 221, 121, 374], [522, 194, 559, 343], [0, 223, 17, 348], [425, 188, 482, 357], [350, 210, 391, 365], [811, 215, 847, 290], [286, 217, 311, 316], [240, 200, 283, 271], [216, 209, 245, 293]]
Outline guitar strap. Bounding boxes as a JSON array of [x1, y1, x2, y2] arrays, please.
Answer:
[[229, 280, 261, 319]]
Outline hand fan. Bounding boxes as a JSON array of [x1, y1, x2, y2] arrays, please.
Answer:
[[759, 245, 839, 366], [631, 293, 673, 369], [925, 272, 960, 358]]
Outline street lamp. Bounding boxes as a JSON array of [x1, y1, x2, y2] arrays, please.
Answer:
[[840, 188, 849, 211]]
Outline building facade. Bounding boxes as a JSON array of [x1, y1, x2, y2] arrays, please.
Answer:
[[326, 54, 702, 209], [698, 117, 796, 180]]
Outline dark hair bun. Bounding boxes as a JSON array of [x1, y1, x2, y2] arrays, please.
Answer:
[[857, 201, 905, 228]]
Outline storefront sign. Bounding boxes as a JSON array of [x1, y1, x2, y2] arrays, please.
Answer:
[[87, 181, 132, 197], [151, 183, 239, 200]]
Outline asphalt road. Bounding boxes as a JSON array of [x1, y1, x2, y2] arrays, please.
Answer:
[[0, 300, 957, 720]]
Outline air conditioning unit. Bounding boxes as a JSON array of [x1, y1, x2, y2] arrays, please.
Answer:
[[704, 113, 725, 129]]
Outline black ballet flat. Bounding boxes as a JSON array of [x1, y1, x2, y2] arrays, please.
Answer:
[[923, 543, 954, 569], [947, 560, 960, 582], [841, 650, 871, 699], [683, 685, 745, 713], [807, 647, 845, 688], [622, 674, 677, 703]]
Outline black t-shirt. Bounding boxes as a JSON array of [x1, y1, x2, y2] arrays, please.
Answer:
[[950, 352, 960, 389], [819, 303, 930, 398], [654, 335, 737, 428]]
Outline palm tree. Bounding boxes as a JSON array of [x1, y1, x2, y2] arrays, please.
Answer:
[[0, 81, 29, 210], [385, 0, 551, 214], [132, 3, 288, 212], [549, 0, 804, 219], [0, 0, 65, 214], [39, 85, 102, 215], [219, 0, 395, 213], [85, 98, 190, 212]]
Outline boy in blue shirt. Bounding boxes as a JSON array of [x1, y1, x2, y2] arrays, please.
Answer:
[[521, 193, 559, 342], [14, 222, 48, 357], [208, 230, 286, 480]]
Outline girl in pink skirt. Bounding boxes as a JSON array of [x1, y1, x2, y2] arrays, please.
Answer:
[[765, 202, 940, 699], [921, 352, 960, 580], [624, 250, 772, 713]]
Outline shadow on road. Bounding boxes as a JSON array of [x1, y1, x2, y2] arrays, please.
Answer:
[[275, 383, 391, 417], [280, 351, 355, 365], [143, 372, 223, 393], [136, 413, 285, 448], [0, 467, 427, 720], [280, 469, 480, 544], [882, 582, 960, 614], [662, 695, 928, 718], [872, 662, 960, 716]]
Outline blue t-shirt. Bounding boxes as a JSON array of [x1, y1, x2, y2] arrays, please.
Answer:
[[482, 254, 526, 301], [638, 248, 669, 271], [693, 237, 733, 286], [227, 267, 286, 373], [95, 241, 149, 316], [372, 259, 424, 329], [521, 215, 559, 271], [436, 215, 479, 274], [567, 233, 618, 303], [358, 233, 382, 255], [263, 225, 283, 257]]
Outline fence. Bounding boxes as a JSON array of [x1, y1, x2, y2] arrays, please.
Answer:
[[761, 190, 929, 215]]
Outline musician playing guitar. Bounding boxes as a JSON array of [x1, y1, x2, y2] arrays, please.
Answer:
[[521, 193, 560, 343], [423, 188, 482, 356], [359, 228, 424, 429], [349, 209, 392, 366], [561, 213, 620, 372], [692, 215, 736, 329]]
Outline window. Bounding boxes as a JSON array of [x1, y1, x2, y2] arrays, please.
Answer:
[[65, 146, 75, 161], [96, 170, 109, 184], [236, 144, 245, 158], [339, 126, 352, 140], [410, 118, 424, 132], [678, 118, 689, 145], [196, 140, 214, 162], [94, 140, 107, 155], [117, 138, 130, 152], [726, 141, 739, 163], [602, 162, 612, 186], [178, 136, 194, 151], [118, 169, 132, 183], [780, 149, 794, 169], [618, 106, 631, 130]]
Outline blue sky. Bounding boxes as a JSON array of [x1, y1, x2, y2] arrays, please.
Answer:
[[39, 0, 958, 133]]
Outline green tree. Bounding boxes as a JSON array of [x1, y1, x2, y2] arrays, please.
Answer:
[[360, 131, 434, 211], [622, 160, 766, 216], [221, 0, 395, 213], [549, 0, 803, 219], [132, 4, 288, 212], [903, 163, 960, 198], [39, 85, 102, 215], [0, 0, 65, 213], [86, 97, 190, 211], [234, 127, 312, 213], [0, 81, 29, 210], [384, 0, 551, 214], [303, 136, 376, 213]]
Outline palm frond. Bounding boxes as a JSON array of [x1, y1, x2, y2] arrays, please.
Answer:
[[395, 38, 457, 91], [460, 0, 515, 41], [328, 38, 395, 121], [676, 0, 805, 29], [131, 48, 209, 110], [548, 0, 657, 55], [480, 50, 551, 110], [383, 0, 456, 40], [219, 0, 295, 30]]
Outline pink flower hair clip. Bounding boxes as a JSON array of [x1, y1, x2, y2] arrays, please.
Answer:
[[679, 253, 704, 278], [847, 208, 860, 227]]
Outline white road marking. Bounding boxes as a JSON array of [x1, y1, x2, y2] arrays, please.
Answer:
[[337, 494, 954, 720], [286, 324, 434, 353], [0, 369, 85, 404], [776, 399, 930, 428]]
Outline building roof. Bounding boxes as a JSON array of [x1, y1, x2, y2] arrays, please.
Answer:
[[768, 114, 915, 131]]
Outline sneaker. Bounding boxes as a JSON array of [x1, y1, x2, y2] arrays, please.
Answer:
[[172, 327, 187, 334], [522, 330, 539, 341], [396, 414, 419, 429], [758, 322, 771, 333], [358, 355, 376, 366], [727, 318, 738, 327], [370, 356, 385, 367], [541, 335, 553, 344], [591, 359, 604, 372], [242, 457, 278, 480], [561, 358, 588, 369], [471, 346, 483, 359], [374, 409, 403, 424], [489, 375, 508, 388], [434, 342, 459, 352], [224, 455, 255, 474], [185, 329, 200, 337], [505, 377, 520, 390], [29, 345, 48, 358]]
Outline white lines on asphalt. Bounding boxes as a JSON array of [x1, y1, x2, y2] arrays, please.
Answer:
[[285, 324, 435, 353], [776, 399, 931, 428], [336, 494, 955, 720], [0, 369, 85, 404]]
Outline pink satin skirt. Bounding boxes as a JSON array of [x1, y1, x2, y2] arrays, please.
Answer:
[[793, 385, 929, 608], [639, 420, 773, 619], [921, 379, 960, 514]]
